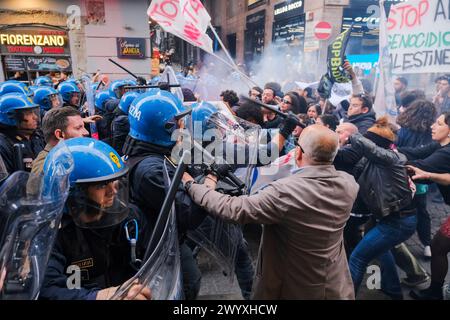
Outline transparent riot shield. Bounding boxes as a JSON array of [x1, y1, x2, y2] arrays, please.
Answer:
[[0, 142, 74, 300], [158, 66, 184, 103], [80, 75, 99, 140], [110, 153, 188, 300], [185, 102, 261, 282]]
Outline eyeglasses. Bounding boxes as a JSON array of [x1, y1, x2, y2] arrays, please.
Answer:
[[282, 99, 292, 105], [294, 138, 305, 154]]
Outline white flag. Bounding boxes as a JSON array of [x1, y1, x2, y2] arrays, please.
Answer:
[[374, 1, 398, 122], [148, 0, 213, 53]]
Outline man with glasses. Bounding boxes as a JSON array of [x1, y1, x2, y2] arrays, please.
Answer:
[[182, 125, 359, 299], [345, 94, 376, 134]]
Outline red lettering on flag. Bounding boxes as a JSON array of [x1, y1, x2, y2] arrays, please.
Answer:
[[183, 22, 203, 46]]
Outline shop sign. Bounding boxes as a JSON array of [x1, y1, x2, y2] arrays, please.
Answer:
[[274, 1, 304, 21], [116, 37, 146, 59], [4, 56, 26, 71], [0, 28, 70, 55], [26, 56, 72, 71]]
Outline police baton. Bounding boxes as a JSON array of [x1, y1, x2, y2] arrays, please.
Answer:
[[123, 84, 181, 90], [239, 95, 306, 129], [108, 59, 140, 79]]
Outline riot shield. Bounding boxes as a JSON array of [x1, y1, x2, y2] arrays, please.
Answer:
[[186, 102, 261, 281], [0, 142, 74, 300], [110, 152, 188, 300], [80, 75, 99, 140], [158, 66, 184, 103]]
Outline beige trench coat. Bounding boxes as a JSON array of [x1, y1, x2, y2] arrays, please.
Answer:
[[188, 165, 359, 300]]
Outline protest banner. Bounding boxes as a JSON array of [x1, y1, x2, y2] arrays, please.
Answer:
[[388, 0, 450, 74], [147, 0, 213, 53]]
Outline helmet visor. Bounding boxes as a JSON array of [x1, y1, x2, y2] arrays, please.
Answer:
[[14, 107, 41, 130], [68, 175, 129, 229], [49, 93, 63, 109]]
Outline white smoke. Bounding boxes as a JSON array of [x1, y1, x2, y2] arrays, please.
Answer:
[[192, 44, 321, 100]]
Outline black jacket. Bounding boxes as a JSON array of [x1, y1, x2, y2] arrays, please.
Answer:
[[0, 128, 45, 173], [399, 142, 450, 205], [40, 205, 149, 300], [111, 109, 129, 156], [350, 134, 414, 219], [125, 138, 207, 235], [346, 111, 376, 134]]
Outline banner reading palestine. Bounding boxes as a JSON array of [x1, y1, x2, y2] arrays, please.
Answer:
[[388, 0, 450, 74]]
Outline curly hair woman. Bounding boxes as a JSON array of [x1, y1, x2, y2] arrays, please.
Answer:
[[399, 112, 450, 299], [396, 100, 437, 257]]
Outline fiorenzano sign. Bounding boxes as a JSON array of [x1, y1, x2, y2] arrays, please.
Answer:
[[0, 28, 70, 56]]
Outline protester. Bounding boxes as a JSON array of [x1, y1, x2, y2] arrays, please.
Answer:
[[345, 117, 416, 300], [182, 125, 359, 299], [317, 114, 339, 131], [399, 112, 450, 300], [32, 107, 89, 174], [345, 94, 376, 134], [394, 77, 409, 107]]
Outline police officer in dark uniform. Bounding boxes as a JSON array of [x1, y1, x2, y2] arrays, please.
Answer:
[[39, 138, 151, 300], [59, 81, 81, 109], [111, 91, 140, 155], [123, 90, 207, 300], [96, 79, 136, 143], [0, 93, 45, 173]]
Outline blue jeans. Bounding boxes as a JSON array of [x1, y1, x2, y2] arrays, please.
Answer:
[[349, 214, 417, 297]]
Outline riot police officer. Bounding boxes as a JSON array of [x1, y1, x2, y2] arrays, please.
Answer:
[[34, 76, 53, 87], [59, 81, 81, 109], [111, 91, 140, 155], [39, 138, 151, 300], [0, 80, 33, 97], [123, 90, 207, 299], [0, 93, 45, 173], [33, 86, 64, 118]]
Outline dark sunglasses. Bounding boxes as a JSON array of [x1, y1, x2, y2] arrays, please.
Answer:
[[282, 99, 292, 105]]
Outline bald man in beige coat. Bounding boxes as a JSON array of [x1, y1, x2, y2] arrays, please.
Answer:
[[182, 125, 359, 299]]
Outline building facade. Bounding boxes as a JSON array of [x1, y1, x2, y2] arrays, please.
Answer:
[[203, 0, 410, 78], [0, 0, 152, 82]]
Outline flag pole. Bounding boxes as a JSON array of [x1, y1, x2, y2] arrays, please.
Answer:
[[207, 23, 258, 88], [209, 52, 258, 88], [208, 23, 236, 67]]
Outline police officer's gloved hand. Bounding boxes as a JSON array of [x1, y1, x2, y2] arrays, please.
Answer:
[[208, 163, 233, 180], [136, 77, 147, 85], [279, 112, 300, 139]]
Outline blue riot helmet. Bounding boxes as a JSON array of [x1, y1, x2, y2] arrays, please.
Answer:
[[33, 87, 63, 111], [118, 91, 140, 115], [189, 101, 220, 141], [43, 137, 130, 229], [0, 93, 40, 127], [58, 81, 81, 106], [109, 80, 130, 99], [0, 81, 33, 97], [128, 90, 191, 148], [34, 76, 53, 87], [95, 90, 113, 111]]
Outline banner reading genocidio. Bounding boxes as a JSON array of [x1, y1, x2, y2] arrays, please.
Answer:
[[388, 0, 450, 74]]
